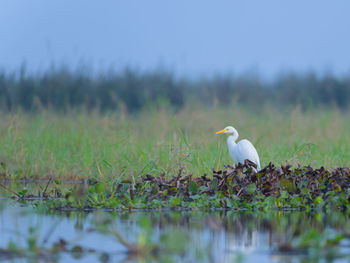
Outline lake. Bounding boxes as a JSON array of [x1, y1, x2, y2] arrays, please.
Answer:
[[0, 183, 349, 262]]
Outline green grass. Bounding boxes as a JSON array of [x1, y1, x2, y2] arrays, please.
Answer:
[[0, 106, 350, 179]]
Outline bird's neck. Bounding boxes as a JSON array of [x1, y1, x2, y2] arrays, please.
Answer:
[[227, 134, 238, 146]]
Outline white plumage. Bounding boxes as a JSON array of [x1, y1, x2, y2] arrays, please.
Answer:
[[216, 126, 261, 171]]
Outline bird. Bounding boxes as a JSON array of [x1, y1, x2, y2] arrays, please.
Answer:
[[216, 126, 261, 171]]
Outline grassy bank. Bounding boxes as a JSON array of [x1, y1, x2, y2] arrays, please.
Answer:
[[0, 106, 349, 180]]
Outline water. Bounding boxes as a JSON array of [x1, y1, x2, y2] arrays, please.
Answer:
[[0, 184, 350, 262]]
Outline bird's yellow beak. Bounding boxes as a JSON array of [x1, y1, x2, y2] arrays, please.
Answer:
[[216, 128, 228, 134]]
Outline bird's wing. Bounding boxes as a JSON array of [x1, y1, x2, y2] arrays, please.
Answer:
[[236, 139, 261, 170]]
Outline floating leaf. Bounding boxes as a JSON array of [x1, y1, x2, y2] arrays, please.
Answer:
[[95, 182, 106, 194], [54, 179, 62, 185], [246, 183, 256, 194], [188, 181, 198, 194], [280, 178, 296, 192], [211, 178, 218, 190]]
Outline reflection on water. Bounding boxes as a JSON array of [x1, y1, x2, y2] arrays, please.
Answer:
[[0, 202, 350, 262], [0, 185, 350, 262]]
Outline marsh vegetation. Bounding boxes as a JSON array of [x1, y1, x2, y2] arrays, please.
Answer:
[[1, 69, 350, 262], [1, 107, 350, 180]]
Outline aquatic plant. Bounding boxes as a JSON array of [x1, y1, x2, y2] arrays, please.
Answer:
[[1, 162, 347, 211]]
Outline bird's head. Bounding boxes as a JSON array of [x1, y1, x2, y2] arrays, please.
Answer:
[[216, 126, 237, 135]]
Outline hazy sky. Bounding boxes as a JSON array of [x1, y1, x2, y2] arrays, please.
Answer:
[[1, 0, 350, 78]]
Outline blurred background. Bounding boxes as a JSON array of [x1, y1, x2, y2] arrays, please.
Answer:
[[1, 0, 350, 112]]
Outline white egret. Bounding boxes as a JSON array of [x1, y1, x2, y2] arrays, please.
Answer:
[[216, 126, 261, 171]]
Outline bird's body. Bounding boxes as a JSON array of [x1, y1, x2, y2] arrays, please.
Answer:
[[216, 126, 261, 171]]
